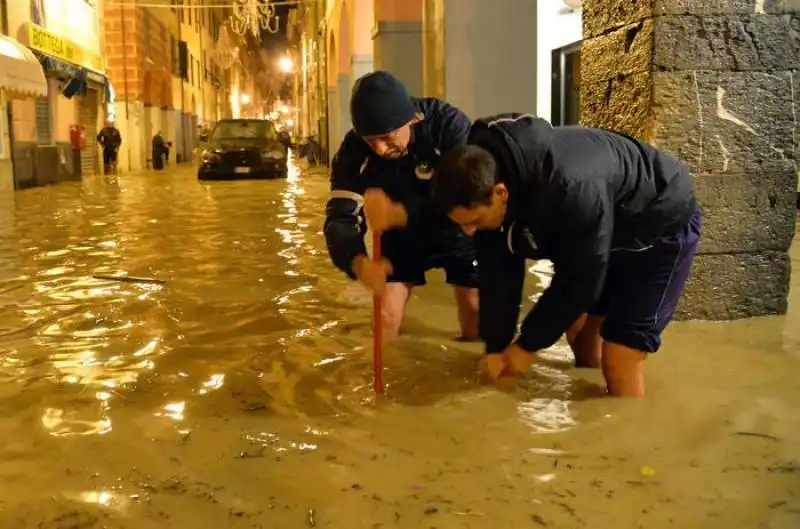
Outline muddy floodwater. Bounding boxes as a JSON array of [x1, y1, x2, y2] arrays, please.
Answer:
[[0, 158, 798, 529]]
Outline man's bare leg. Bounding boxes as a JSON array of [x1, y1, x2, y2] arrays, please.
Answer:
[[381, 282, 414, 340], [454, 286, 479, 341], [602, 341, 646, 396], [566, 314, 603, 368]]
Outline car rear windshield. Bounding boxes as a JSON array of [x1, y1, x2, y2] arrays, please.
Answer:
[[211, 120, 277, 140]]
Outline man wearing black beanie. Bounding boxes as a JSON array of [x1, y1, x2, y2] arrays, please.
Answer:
[[324, 70, 479, 341]]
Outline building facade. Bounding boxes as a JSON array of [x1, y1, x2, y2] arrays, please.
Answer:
[[296, 0, 798, 322], [293, 0, 584, 159], [2, 0, 107, 189], [104, 0, 235, 172]]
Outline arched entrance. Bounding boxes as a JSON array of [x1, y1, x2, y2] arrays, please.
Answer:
[[327, 30, 338, 154], [335, 3, 352, 148]]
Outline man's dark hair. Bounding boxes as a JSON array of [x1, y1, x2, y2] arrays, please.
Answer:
[[433, 144, 498, 213]]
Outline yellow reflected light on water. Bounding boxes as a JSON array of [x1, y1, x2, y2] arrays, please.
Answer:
[[198, 373, 225, 395], [80, 490, 114, 505], [156, 401, 186, 421], [41, 407, 112, 437]]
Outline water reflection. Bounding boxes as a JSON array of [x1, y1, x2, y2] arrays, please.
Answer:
[[0, 159, 797, 528]]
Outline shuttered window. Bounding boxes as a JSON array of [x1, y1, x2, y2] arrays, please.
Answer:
[[35, 96, 52, 146], [79, 89, 99, 176]]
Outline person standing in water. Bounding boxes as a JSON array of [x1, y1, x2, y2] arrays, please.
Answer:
[[432, 114, 701, 396], [97, 121, 122, 175], [324, 71, 480, 341]]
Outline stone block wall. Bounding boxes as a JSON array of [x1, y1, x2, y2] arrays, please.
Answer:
[[581, 0, 798, 320]]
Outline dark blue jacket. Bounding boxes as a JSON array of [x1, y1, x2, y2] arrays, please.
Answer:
[[324, 98, 472, 278], [470, 114, 696, 354]]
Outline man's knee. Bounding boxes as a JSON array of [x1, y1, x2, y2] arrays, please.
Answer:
[[381, 283, 412, 339], [569, 314, 603, 368], [453, 286, 479, 341]]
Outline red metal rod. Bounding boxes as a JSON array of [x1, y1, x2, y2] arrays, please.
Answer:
[[372, 230, 384, 394]]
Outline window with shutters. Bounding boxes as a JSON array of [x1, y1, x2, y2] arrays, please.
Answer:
[[178, 41, 189, 80], [35, 96, 53, 146]]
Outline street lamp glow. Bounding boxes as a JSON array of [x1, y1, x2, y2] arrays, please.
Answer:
[[278, 56, 294, 73], [240, 94, 250, 104]]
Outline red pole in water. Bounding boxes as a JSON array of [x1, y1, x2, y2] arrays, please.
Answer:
[[372, 230, 384, 394]]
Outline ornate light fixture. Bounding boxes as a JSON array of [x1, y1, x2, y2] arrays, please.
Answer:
[[213, 24, 240, 70], [230, 0, 279, 38]]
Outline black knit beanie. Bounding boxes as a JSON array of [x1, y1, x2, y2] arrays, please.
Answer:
[[350, 71, 416, 137]]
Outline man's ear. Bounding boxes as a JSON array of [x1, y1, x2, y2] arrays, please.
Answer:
[[494, 183, 509, 204]]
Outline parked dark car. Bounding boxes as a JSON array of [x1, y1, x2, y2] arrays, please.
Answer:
[[198, 119, 288, 180]]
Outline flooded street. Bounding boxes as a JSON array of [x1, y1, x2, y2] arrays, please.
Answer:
[[0, 158, 798, 529]]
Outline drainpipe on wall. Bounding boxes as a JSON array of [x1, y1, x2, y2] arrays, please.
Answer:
[[120, 0, 132, 171]]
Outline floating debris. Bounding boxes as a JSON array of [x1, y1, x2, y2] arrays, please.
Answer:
[[735, 431, 781, 441], [306, 508, 316, 527], [93, 274, 167, 285]]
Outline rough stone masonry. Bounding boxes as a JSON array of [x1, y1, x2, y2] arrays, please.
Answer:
[[580, 0, 799, 319]]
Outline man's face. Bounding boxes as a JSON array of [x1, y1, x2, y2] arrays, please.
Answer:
[[448, 184, 509, 236], [362, 117, 418, 159]]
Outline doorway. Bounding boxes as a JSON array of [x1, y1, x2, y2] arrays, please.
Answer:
[[551, 41, 582, 127]]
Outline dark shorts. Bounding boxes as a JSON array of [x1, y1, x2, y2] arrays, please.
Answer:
[[381, 227, 479, 289], [588, 207, 702, 353], [103, 148, 118, 165]]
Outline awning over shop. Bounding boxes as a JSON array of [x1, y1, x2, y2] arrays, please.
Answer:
[[0, 34, 47, 100]]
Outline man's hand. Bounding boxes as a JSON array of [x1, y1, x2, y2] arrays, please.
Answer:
[[352, 255, 393, 297], [364, 188, 408, 232], [503, 343, 536, 374], [480, 353, 511, 380]]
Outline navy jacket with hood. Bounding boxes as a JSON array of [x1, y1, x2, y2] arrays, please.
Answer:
[[471, 114, 697, 354], [324, 98, 472, 279]]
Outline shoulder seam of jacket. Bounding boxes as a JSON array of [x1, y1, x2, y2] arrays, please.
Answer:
[[487, 114, 537, 127]]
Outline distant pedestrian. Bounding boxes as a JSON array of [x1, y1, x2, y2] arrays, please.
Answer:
[[152, 131, 166, 171], [97, 121, 122, 174]]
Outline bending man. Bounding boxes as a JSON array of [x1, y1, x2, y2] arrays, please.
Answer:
[[432, 114, 701, 396], [324, 71, 479, 341]]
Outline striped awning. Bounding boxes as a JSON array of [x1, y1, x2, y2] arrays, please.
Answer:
[[0, 34, 47, 100]]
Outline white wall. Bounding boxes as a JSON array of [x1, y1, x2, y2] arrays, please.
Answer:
[[42, 0, 102, 53], [439, 0, 539, 119], [536, 3, 582, 121]]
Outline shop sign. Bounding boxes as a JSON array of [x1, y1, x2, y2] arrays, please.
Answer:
[[23, 22, 104, 73]]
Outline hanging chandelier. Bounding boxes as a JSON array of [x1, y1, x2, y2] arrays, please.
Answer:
[[213, 24, 240, 70], [231, 0, 279, 38]]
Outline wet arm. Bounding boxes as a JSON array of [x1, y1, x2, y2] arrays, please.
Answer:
[[476, 230, 527, 353], [515, 180, 612, 352], [323, 137, 369, 279]]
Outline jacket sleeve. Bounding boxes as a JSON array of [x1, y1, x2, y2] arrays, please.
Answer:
[[515, 178, 613, 352], [401, 101, 472, 230], [475, 229, 527, 354], [323, 135, 369, 280]]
